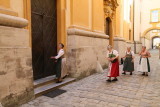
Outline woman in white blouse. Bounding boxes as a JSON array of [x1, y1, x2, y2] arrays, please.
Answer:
[[122, 47, 134, 75], [51, 43, 64, 83], [138, 46, 151, 76], [107, 45, 119, 82]]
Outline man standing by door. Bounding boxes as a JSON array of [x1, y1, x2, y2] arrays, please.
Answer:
[[51, 43, 65, 83]]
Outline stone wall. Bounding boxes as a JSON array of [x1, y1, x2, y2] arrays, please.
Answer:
[[67, 28, 109, 79], [114, 37, 142, 58], [114, 37, 127, 59], [135, 41, 142, 54], [0, 14, 34, 107]]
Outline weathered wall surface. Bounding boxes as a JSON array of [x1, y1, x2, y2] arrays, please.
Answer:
[[114, 37, 127, 58], [0, 15, 34, 107], [114, 37, 142, 59], [67, 28, 109, 79]]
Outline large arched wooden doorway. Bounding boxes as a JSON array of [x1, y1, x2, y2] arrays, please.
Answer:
[[105, 17, 113, 45], [31, 0, 57, 80]]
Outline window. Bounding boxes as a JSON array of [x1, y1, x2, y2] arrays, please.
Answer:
[[151, 10, 159, 22], [129, 30, 131, 40], [152, 30, 160, 33]]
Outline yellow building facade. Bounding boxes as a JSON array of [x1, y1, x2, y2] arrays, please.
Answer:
[[0, 0, 142, 106]]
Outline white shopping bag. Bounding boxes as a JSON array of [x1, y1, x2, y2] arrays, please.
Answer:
[[0, 102, 3, 107], [96, 60, 104, 73]]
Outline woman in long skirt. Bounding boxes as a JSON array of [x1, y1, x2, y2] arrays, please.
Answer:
[[51, 43, 65, 83], [107, 45, 119, 82], [138, 46, 151, 76], [122, 47, 134, 75]]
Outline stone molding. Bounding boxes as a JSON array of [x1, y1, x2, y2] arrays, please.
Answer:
[[114, 37, 126, 41], [0, 13, 28, 28], [134, 41, 142, 44], [126, 41, 134, 44], [67, 28, 109, 39], [0, 7, 18, 16], [114, 37, 142, 44], [104, 0, 118, 19]]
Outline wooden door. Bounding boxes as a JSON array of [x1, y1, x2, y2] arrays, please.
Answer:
[[31, 0, 57, 80]]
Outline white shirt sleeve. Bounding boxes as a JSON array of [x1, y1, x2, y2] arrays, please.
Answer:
[[107, 52, 109, 58], [131, 51, 135, 56], [113, 50, 119, 57], [55, 49, 64, 59]]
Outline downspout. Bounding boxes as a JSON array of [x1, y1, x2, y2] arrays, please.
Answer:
[[133, 0, 136, 53]]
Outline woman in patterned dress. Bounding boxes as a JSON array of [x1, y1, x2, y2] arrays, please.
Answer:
[[107, 45, 119, 82], [122, 47, 134, 75]]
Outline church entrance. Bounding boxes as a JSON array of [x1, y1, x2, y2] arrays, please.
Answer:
[[31, 0, 57, 80]]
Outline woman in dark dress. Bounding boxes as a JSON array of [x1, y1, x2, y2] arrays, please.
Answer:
[[122, 47, 134, 75], [51, 43, 64, 83]]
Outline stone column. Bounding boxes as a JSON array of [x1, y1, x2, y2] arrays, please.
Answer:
[[0, 13, 34, 107], [67, 28, 109, 79], [114, 37, 127, 58]]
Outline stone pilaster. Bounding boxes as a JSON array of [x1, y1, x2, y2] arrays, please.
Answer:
[[0, 13, 34, 107], [67, 28, 109, 79], [114, 37, 126, 58], [134, 41, 142, 53]]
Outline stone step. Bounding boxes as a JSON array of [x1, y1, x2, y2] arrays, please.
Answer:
[[34, 75, 56, 88], [34, 78, 76, 98]]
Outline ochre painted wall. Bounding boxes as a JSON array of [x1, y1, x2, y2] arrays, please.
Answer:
[[10, 0, 24, 18], [70, 0, 90, 29], [0, 0, 136, 46], [0, 0, 10, 8], [92, 0, 104, 33]]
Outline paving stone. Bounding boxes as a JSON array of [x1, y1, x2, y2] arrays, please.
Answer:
[[21, 50, 160, 107]]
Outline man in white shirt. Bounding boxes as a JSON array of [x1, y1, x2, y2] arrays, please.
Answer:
[[51, 43, 65, 83]]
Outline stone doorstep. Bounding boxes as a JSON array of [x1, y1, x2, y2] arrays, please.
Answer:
[[34, 78, 76, 98], [34, 75, 56, 88], [0, 103, 3, 107]]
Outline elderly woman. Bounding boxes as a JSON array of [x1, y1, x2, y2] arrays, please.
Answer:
[[138, 46, 151, 76], [51, 43, 65, 83], [122, 47, 134, 75], [107, 45, 119, 82]]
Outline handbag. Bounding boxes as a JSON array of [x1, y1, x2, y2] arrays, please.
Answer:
[[121, 58, 123, 64]]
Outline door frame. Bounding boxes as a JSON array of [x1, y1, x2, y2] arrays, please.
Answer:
[[23, 0, 66, 48], [23, 0, 67, 79]]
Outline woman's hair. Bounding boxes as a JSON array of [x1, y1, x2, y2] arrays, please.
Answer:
[[107, 45, 112, 49], [59, 43, 64, 48], [127, 46, 131, 49], [142, 46, 146, 49]]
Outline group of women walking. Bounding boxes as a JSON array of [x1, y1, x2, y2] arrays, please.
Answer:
[[51, 43, 151, 83], [106, 45, 151, 82]]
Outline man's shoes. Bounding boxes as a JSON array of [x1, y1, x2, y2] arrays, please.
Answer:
[[142, 73, 145, 76], [130, 72, 132, 75], [56, 81, 62, 83]]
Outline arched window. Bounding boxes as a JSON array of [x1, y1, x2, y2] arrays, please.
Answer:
[[106, 17, 111, 36]]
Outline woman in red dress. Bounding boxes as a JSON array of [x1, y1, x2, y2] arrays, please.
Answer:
[[107, 45, 119, 82]]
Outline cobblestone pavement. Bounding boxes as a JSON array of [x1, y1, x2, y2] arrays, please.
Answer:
[[22, 50, 160, 107]]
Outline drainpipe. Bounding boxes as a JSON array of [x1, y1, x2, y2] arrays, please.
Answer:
[[133, 0, 136, 53]]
